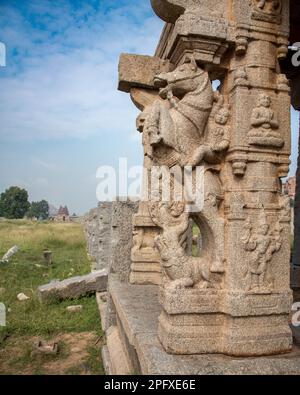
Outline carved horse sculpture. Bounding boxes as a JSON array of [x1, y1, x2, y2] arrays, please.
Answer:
[[144, 56, 214, 165]]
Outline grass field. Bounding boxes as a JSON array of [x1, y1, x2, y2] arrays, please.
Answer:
[[0, 220, 104, 375]]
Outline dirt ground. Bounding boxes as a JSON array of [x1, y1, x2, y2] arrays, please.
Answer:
[[0, 332, 103, 375]]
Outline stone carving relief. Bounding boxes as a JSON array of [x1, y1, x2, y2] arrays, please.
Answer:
[[144, 56, 214, 167], [189, 93, 230, 166], [131, 228, 158, 258], [280, 195, 291, 220], [235, 34, 249, 56], [251, 0, 282, 24], [241, 208, 283, 294], [114, 0, 293, 358], [247, 94, 284, 148], [234, 68, 250, 88], [149, 201, 213, 290], [142, 56, 231, 169]]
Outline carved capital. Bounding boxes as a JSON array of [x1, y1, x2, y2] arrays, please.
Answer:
[[151, 0, 226, 23], [150, 0, 187, 23]]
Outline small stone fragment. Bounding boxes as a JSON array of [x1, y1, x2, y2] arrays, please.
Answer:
[[32, 340, 58, 356], [1, 245, 19, 263], [17, 293, 29, 301], [66, 305, 83, 313]]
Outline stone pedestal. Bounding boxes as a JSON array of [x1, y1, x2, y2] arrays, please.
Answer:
[[101, 277, 300, 374]]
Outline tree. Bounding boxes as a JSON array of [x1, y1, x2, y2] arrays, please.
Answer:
[[0, 186, 30, 219], [27, 200, 49, 220]]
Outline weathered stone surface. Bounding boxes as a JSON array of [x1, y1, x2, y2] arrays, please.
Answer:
[[1, 245, 19, 263], [17, 293, 29, 301], [66, 305, 83, 313], [96, 292, 107, 330], [112, 0, 294, 363], [151, 0, 227, 23], [83, 201, 138, 276], [293, 124, 300, 282], [109, 201, 139, 282], [104, 278, 300, 375], [32, 340, 58, 356], [37, 270, 108, 303], [101, 345, 112, 375], [118, 54, 172, 93], [106, 326, 133, 375]]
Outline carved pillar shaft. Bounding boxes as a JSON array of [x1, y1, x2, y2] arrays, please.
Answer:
[[293, 116, 300, 270], [118, 0, 293, 356]]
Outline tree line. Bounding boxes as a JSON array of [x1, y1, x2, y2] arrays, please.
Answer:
[[0, 186, 49, 220]]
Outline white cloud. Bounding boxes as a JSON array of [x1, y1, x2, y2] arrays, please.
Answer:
[[0, 1, 163, 142], [31, 157, 59, 171]]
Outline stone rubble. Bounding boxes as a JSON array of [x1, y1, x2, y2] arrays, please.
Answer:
[[17, 293, 29, 301], [66, 305, 83, 313], [37, 269, 108, 303], [1, 245, 19, 263]]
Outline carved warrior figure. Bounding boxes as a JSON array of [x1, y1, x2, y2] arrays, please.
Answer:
[[241, 209, 283, 294], [149, 201, 211, 290], [190, 93, 230, 166], [247, 94, 284, 148], [144, 56, 230, 167]]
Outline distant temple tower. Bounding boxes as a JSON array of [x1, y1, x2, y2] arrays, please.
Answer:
[[283, 176, 296, 200], [55, 205, 70, 222]]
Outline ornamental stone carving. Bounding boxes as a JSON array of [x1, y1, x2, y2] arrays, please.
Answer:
[[247, 94, 284, 148], [117, 0, 293, 357]]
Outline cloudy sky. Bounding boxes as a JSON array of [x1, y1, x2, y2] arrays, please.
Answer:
[[0, 0, 298, 214]]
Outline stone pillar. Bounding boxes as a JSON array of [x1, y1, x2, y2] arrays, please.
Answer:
[[293, 115, 300, 269], [292, 115, 300, 288], [118, 0, 293, 356], [119, 54, 173, 285]]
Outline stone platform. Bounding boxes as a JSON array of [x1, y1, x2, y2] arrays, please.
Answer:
[[100, 276, 300, 375]]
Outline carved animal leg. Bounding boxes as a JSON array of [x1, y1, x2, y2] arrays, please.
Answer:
[[190, 145, 213, 167], [250, 273, 259, 292], [158, 104, 176, 149], [145, 101, 161, 145], [199, 266, 211, 289], [167, 277, 194, 290]]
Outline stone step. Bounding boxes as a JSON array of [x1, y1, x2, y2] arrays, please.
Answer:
[[101, 345, 112, 375], [106, 326, 133, 375], [107, 277, 300, 375], [96, 291, 107, 331]]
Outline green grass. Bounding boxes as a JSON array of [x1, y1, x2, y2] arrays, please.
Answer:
[[0, 220, 103, 374]]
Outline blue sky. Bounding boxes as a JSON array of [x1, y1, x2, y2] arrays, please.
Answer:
[[0, 0, 298, 214]]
